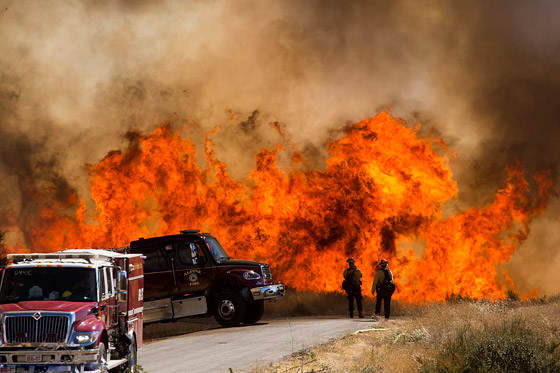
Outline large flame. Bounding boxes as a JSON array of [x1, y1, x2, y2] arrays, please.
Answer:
[[5, 113, 552, 301]]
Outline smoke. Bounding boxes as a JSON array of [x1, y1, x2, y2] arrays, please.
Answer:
[[0, 0, 559, 292]]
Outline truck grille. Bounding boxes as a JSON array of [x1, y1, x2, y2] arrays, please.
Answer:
[[260, 264, 272, 281], [4, 315, 69, 344]]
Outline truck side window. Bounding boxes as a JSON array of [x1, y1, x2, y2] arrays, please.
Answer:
[[112, 267, 119, 294], [189, 243, 198, 265], [174, 241, 207, 268], [192, 242, 207, 265], [175, 243, 194, 267], [104, 267, 111, 299], [105, 267, 112, 297], [143, 247, 170, 273], [99, 268, 106, 300], [107, 267, 116, 296]]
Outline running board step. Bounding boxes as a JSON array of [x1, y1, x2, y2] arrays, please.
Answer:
[[107, 358, 128, 370]]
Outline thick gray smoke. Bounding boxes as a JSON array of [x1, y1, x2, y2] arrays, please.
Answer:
[[0, 0, 559, 293]]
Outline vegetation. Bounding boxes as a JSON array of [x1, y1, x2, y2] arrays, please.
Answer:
[[254, 295, 560, 373], [420, 318, 560, 372]]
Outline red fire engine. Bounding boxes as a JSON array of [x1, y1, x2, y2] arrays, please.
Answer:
[[0, 249, 143, 372]]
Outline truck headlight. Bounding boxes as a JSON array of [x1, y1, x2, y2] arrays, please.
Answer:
[[72, 331, 99, 345], [243, 271, 261, 280]]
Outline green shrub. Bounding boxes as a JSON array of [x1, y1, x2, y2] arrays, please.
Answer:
[[421, 319, 560, 373]]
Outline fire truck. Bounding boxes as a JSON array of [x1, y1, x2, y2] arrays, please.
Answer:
[[126, 230, 285, 327], [0, 249, 143, 373]]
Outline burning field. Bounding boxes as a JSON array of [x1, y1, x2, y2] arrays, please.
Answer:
[[2, 112, 553, 302], [1, 1, 560, 302]]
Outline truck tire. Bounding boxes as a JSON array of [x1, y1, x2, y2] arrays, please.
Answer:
[[98, 342, 109, 373], [86, 342, 108, 372], [243, 300, 264, 324], [116, 336, 137, 373], [126, 337, 138, 372], [214, 290, 246, 327]]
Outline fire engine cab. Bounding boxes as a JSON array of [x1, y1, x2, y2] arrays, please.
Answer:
[[0, 249, 143, 373]]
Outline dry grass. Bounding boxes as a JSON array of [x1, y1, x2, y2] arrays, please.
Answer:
[[254, 294, 560, 373]]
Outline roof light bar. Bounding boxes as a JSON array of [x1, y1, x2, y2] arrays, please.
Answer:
[[181, 229, 200, 234], [8, 252, 102, 264]]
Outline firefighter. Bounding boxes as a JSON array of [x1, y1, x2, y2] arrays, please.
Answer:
[[372, 258, 395, 319], [342, 257, 364, 318], [62, 278, 89, 301]]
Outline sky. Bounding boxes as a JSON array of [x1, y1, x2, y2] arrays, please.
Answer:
[[0, 0, 559, 293]]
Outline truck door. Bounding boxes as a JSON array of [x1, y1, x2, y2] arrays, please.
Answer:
[[141, 245, 175, 300], [98, 267, 109, 327], [98, 267, 119, 329], [108, 267, 120, 328], [173, 239, 215, 296]]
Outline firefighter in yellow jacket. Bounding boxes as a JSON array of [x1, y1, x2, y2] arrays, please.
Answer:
[[342, 257, 364, 318]]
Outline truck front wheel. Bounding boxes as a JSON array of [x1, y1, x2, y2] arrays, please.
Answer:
[[86, 342, 108, 372], [100, 342, 109, 373], [116, 336, 137, 373], [243, 300, 264, 324], [124, 336, 137, 372], [214, 291, 246, 327]]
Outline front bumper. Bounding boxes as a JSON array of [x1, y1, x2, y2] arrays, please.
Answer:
[[0, 365, 78, 372], [0, 347, 99, 366], [250, 283, 285, 300]]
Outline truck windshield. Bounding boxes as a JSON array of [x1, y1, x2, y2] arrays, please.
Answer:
[[0, 267, 97, 303], [204, 236, 230, 263]]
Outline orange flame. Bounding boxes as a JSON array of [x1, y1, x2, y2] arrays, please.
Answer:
[[5, 113, 553, 301]]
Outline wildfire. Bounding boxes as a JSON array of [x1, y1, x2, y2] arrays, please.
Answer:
[[5, 112, 552, 301]]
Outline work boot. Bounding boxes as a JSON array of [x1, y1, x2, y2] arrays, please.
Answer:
[[358, 312, 364, 318]]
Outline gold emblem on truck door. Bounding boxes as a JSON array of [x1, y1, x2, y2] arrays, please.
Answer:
[[188, 273, 198, 283]]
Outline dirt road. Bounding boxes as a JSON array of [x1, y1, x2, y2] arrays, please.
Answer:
[[138, 316, 376, 372]]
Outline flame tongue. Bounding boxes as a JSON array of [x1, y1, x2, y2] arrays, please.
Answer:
[[10, 113, 552, 301]]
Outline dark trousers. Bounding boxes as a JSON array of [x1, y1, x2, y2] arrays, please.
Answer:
[[347, 290, 363, 316], [375, 291, 392, 319]]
